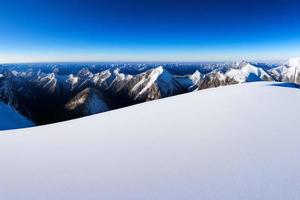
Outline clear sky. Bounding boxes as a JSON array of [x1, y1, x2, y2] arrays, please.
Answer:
[[0, 0, 300, 63]]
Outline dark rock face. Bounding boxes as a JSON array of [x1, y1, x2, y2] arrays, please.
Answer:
[[198, 72, 238, 90], [0, 70, 35, 121], [65, 88, 110, 118]]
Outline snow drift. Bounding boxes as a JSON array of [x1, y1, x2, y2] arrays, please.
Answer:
[[0, 82, 300, 199]]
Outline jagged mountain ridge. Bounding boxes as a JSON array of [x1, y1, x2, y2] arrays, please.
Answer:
[[65, 88, 110, 117], [0, 59, 299, 127], [269, 57, 300, 84]]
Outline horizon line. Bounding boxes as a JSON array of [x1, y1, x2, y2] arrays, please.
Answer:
[[0, 59, 288, 65]]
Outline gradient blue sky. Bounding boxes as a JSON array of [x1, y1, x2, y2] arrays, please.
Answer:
[[0, 0, 300, 63]]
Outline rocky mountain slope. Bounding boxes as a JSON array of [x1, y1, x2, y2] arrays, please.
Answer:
[[269, 57, 300, 84]]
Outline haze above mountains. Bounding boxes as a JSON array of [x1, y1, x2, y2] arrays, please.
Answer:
[[0, 58, 299, 130]]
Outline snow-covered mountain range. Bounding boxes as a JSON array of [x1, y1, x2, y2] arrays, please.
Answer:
[[0, 58, 299, 130]]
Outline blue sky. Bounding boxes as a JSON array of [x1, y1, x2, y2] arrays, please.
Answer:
[[0, 0, 300, 63]]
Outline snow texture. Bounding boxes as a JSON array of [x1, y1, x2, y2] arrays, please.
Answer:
[[0, 82, 300, 200]]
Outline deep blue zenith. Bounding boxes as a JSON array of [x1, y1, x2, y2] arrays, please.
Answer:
[[0, 0, 299, 62]]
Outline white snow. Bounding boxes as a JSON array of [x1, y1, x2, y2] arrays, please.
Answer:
[[226, 68, 246, 82], [189, 70, 202, 84], [11, 70, 18, 76], [215, 71, 227, 81], [269, 65, 288, 78], [287, 57, 300, 68], [272, 58, 300, 84], [66, 74, 79, 90], [226, 63, 272, 83], [0, 102, 33, 130], [0, 82, 300, 199], [113, 68, 133, 81], [92, 70, 111, 85], [132, 66, 164, 97], [286, 58, 300, 79], [78, 68, 93, 78]]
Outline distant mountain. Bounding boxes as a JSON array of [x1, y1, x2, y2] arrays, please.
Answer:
[[0, 69, 35, 120], [199, 70, 237, 89], [269, 57, 300, 84], [127, 66, 196, 101], [0, 70, 14, 104], [226, 61, 273, 83], [34, 72, 59, 94], [64, 74, 79, 91], [0, 70, 34, 130], [65, 88, 110, 117]]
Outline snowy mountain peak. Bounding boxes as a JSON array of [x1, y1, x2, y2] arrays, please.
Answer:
[[231, 60, 250, 69], [48, 72, 56, 79], [226, 62, 273, 83], [143, 66, 166, 82], [92, 70, 112, 86], [189, 70, 202, 83], [77, 68, 93, 78], [287, 57, 300, 68], [67, 74, 78, 84], [113, 68, 133, 81], [155, 66, 173, 80], [37, 72, 58, 93], [238, 60, 251, 68], [66, 74, 79, 90], [242, 63, 260, 73], [152, 66, 164, 74], [131, 67, 164, 98], [275, 57, 300, 84]]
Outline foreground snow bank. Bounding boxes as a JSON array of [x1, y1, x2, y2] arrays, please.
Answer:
[[0, 82, 300, 200]]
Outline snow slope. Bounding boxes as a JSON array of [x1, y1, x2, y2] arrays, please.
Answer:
[[0, 102, 33, 130], [0, 82, 300, 200]]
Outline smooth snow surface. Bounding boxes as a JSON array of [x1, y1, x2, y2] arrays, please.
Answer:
[[0, 102, 33, 130], [1, 82, 300, 200]]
